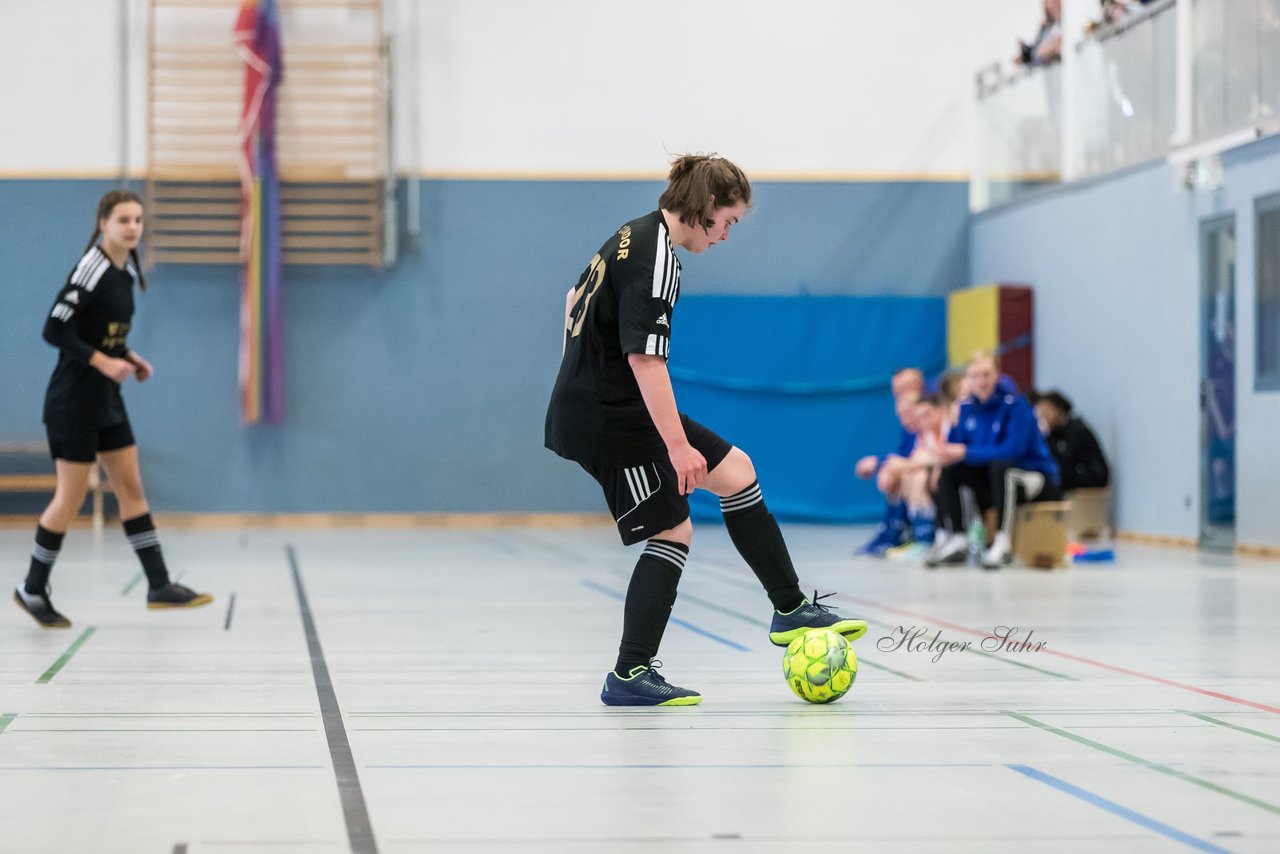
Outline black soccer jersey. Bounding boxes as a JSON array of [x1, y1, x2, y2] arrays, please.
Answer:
[[42, 246, 137, 429], [545, 210, 682, 467]]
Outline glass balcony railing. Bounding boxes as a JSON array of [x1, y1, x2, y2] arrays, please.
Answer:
[[1076, 0, 1177, 177], [1194, 0, 1280, 137], [973, 0, 1280, 211], [974, 63, 1063, 209]]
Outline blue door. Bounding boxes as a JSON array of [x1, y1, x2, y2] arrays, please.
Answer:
[[1200, 215, 1235, 550]]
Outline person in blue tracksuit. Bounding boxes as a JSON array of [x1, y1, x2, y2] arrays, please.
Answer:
[[926, 352, 1060, 568], [854, 367, 924, 555]]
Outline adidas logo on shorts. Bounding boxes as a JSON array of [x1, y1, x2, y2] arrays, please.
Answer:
[[656, 313, 669, 327]]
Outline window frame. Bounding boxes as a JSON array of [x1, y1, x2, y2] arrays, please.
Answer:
[[1256, 191, 1280, 392]]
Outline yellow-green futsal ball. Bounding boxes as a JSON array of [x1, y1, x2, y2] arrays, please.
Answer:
[[782, 629, 858, 704]]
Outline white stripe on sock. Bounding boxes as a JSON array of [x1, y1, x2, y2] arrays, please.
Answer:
[[128, 533, 160, 551], [643, 542, 688, 570], [720, 484, 763, 513], [644, 542, 687, 561], [31, 545, 60, 564]]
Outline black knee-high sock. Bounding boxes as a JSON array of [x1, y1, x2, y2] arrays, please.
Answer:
[[123, 513, 171, 590], [615, 539, 688, 677], [720, 481, 805, 613], [25, 525, 65, 594]]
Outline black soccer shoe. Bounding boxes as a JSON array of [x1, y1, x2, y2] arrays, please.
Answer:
[[13, 586, 72, 628], [146, 583, 214, 609]]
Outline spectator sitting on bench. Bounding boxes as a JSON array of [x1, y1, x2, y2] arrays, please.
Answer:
[[1035, 390, 1110, 490], [925, 351, 1061, 569], [881, 393, 952, 561], [854, 368, 923, 556]]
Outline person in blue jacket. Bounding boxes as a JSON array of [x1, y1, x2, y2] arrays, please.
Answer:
[[925, 351, 1060, 568], [853, 373, 920, 555]]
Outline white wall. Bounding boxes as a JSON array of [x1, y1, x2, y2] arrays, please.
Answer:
[[2, 0, 136, 175], [405, 0, 1034, 177], [1, 0, 1036, 176]]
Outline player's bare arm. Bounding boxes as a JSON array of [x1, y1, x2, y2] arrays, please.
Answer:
[[628, 353, 706, 494]]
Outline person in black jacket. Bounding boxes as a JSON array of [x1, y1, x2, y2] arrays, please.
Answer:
[[1035, 391, 1110, 490], [14, 190, 212, 629]]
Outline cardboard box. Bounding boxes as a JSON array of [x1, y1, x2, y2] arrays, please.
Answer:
[[1013, 501, 1071, 568], [1067, 488, 1111, 541]]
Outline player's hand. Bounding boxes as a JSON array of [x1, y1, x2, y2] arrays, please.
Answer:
[[910, 449, 937, 467], [668, 442, 707, 495], [936, 443, 967, 465], [128, 353, 154, 382], [94, 355, 136, 384], [854, 455, 878, 479]]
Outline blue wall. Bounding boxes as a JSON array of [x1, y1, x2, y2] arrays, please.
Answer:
[[970, 134, 1280, 547], [673, 296, 946, 523], [1, 178, 967, 514]]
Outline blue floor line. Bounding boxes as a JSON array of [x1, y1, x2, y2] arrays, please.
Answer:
[[1006, 764, 1236, 854], [581, 579, 750, 652]]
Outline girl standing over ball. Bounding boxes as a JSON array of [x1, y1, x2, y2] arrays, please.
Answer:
[[14, 190, 213, 628], [545, 154, 868, 706]]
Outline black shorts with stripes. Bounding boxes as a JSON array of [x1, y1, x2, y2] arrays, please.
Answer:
[[580, 414, 733, 546]]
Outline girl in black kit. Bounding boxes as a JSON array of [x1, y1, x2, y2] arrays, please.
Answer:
[[14, 190, 212, 628], [546, 155, 868, 705]]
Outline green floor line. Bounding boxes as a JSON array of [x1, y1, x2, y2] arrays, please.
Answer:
[[37, 626, 97, 684], [120, 572, 145, 596], [1003, 710, 1280, 816], [966, 647, 1078, 680], [1177, 710, 1280, 744], [0, 713, 15, 735]]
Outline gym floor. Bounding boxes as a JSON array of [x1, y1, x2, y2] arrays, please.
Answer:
[[2, 521, 1277, 853]]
